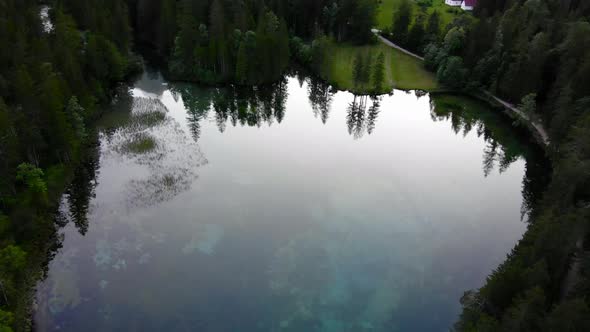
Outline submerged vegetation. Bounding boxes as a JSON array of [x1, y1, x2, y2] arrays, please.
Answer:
[[120, 133, 157, 155]]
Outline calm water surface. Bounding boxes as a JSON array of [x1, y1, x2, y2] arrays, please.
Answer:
[[34, 70, 546, 331]]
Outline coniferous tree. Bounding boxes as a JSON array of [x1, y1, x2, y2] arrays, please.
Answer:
[[425, 11, 441, 43], [407, 12, 426, 52], [235, 39, 249, 84], [373, 52, 386, 92], [392, 0, 413, 46], [157, 0, 178, 56], [362, 52, 373, 86], [352, 53, 365, 88]]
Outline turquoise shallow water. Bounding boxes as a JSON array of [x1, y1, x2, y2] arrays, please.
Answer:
[[34, 70, 546, 331]]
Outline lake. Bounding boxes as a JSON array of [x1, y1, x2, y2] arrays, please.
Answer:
[[33, 69, 547, 331]]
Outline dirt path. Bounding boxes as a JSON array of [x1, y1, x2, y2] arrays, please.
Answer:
[[482, 91, 550, 146], [373, 31, 551, 147], [372, 30, 424, 61]]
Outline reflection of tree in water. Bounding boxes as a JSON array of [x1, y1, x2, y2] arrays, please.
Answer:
[[430, 98, 524, 177], [346, 95, 381, 139], [133, 69, 168, 97], [170, 78, 288, 140], [430, 95, 549, 219], [171, 85, 212, 142], [414, 90, 428, 99], [66, 143, 100, 235], [366, 98, 381, 135], [307, 77, 334, 124], [482, 140, 520, 177]]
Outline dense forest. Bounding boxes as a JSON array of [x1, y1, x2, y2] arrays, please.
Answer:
[[0, 0, 379, 329], [0, 0, 137, 329], [127, 0, 378, 85], [411, 0, 590, 330], [382, 5, 590, 328], [1, 0, 590, 330]]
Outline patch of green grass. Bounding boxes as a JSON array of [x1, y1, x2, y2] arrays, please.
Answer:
[[320, 42, 437, 93], [120, 133, 157, 154], [377, 0, 399, 29], [376, 0, 464, 30]]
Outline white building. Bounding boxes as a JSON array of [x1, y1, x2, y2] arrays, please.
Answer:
[[445, 0, 463, 6], [445, 0, 477, 10]]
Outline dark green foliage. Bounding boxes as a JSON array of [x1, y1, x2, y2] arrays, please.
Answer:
[[0, 245, 26, 277], [132, 0, 379, 84], [443, 27, 465, 56], [501, 287, 546, 331], [437, 56, 466, 89], [425, 10, 441, 42], [544, 300, 590, 331], [0, 245, 27, 309], [346, 0, 378, 44], [383, 7, 450, 56], [407, 13, 426, 52], [373, 52, 386, 92], [309, 35, 332, 77], [440, 1, 590, 331], [392, 0, 413, 46], [423, 43, 442, 71], [0, 0, 134, 327], [169, 2, 290, 85], [351, 51, 373, 89], [290, 36, 313, 65], [15, 164, 47, 206], [353, 53, 365, 88], [0, 309, 13, 332], [86, 34, 127, 83]]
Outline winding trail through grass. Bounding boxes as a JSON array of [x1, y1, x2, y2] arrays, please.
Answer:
[[372, 30, 424, 61]]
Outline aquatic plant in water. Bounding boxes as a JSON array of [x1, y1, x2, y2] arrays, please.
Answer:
[[119, 132, 158, 154]]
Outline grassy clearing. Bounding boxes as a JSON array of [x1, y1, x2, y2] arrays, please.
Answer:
[[376, 0, 464, 30], [321, 42, 437, 93]]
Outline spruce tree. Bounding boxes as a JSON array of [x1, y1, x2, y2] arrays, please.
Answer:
[[235, 39, 248, 84], [392, 0, 413, 46], [373, 52, 386, 92], [352, 53, 365, 88], [425, 11, 441, 43]]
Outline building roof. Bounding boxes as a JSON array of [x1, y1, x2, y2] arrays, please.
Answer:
[[463, 0, 477, 6]]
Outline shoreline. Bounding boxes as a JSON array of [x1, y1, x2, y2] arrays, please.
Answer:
[[19, 52, 551, 331]]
